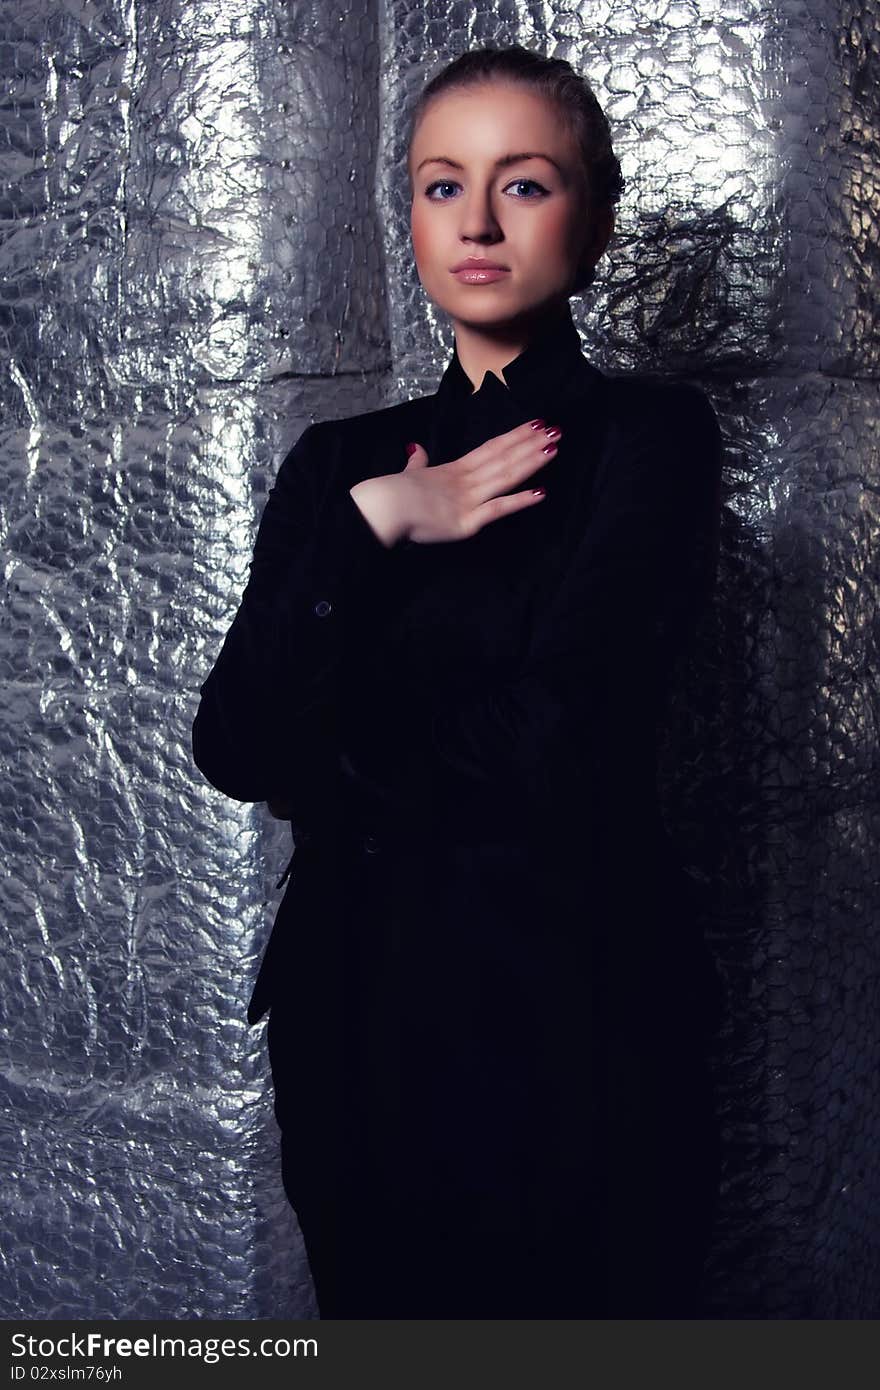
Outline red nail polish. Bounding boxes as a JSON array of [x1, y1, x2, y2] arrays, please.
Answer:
[[529, 419, 545, 430], [405, 442, 417, 457]]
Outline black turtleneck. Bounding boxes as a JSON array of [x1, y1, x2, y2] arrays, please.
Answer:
[[436, 302, 596, 406], [428, 303, 603, 468], [192, 302, 725, 1311], [193, 301, 722, 863], [191, 291, 728, 1336]]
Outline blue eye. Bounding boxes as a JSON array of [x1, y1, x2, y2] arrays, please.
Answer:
[[423, 178, 550, 201], [506, 178, 549, 198], [425, 180, 459, 200]]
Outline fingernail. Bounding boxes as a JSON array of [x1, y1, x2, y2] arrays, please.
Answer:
[[529, 419, 545, 429], [531, 487, 546, 497], [541, 442, 558, 455], [405, 442, 417, 457]]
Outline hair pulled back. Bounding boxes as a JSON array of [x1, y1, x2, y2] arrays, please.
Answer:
[[408, 44, 624, 291]]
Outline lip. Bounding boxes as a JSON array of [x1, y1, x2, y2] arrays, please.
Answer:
[[451, 257, 509, 271], [451, 261, 511, 284]]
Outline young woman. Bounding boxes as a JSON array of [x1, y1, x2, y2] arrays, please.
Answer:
[[192, 45, 725, 1318]]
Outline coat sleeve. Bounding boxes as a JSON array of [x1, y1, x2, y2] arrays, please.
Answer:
[[191, 421, 400, 804], [347, 382, 723, 830]]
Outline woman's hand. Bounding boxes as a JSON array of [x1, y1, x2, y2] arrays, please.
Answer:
[[396, 420, 559, 544], [349, 419, 560, 548]]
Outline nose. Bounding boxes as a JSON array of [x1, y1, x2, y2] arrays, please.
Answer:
[[458, 185, 503, 244]]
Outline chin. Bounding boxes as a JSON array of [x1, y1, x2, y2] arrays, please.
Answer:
[[443, 285, 524, 314], [451, 293, 559, 324]]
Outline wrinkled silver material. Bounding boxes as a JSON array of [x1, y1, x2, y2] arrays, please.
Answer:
[[1, 0, 877, 1319]]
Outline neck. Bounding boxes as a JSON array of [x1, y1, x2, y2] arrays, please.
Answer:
[[452, 301, 571, 394]]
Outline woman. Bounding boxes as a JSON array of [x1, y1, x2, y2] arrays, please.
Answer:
[[192, 45, 725, 1318]]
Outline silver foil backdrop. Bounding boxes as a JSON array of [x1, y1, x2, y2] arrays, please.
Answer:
[[1, 0, 878, 1318]]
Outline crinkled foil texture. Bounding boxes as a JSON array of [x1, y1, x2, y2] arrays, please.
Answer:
[[1, 0, 877, 1319]]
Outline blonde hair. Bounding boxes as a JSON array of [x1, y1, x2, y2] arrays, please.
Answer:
[[407, 44, 624, 291]]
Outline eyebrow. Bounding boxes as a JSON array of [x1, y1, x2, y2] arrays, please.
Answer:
[[415, 151, 564, 176]]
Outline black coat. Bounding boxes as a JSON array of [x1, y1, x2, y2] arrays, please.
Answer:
[[191, 305, 724, 1317]]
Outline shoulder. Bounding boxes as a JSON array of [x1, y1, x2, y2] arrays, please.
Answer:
[[587, 370, 723, 508], [270, 389, 437, 506], [305, 391, 435, 450], [601, 371, 720, 441], [279, 389, 433, 480], [594, 372, 722, 484]]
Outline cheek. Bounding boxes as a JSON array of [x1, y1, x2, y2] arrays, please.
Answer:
[[410, 208, 435, 269], [527, 207, 582, 269]]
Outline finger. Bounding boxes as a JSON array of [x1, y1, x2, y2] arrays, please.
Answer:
[[513, 434, 559, 486], [497, 422, 561, 479], [404, 441, 429, 467], [508, 418, 554, 443], [464, 484, 547, 536], [465, 429, 558, 503], [460, 418, 549, 468]]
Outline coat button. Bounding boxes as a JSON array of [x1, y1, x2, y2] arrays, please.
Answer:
[[363, 834, 380, 854], [314, 599, 332, 617]]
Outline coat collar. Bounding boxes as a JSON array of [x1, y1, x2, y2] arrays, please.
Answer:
[[433, 301, 604, 421]]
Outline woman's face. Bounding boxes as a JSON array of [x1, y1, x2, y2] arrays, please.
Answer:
[[409, 80, 602, 333]]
